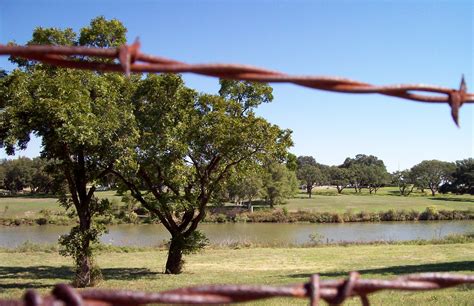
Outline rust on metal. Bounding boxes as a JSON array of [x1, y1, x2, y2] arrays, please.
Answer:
[[0, 41, 472, 125], [0, 272, 473, 305]]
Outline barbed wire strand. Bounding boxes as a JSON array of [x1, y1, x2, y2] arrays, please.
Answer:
[[0, 41, 474, 305], [0, 272, 473, 305], [0, 40, 472, 126]]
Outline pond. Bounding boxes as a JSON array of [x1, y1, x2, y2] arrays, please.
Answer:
[[0, 221, 473, 247]]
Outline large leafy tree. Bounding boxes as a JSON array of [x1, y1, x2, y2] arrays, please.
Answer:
[[411, 160, 456, 196], [0, 17, 136, 287], [342, 154, 388, 193], [113, 77, 291, 274], [1, 157, 33, 193], [449, 158, 474, 194]]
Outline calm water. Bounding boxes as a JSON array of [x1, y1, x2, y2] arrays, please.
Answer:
[[0, 221, 473, 247]]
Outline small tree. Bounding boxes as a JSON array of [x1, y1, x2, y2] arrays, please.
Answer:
[[261, 160, 298, 206], [297, 164, 324, 198], [392, 170, 416, 196], [327, 166, 350, 194], [366, 166, 390, 194]]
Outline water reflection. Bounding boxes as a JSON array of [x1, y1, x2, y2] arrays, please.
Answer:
[[0, 221, 472, 247]]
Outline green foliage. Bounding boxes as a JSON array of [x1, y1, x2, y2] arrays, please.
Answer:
[[79, 16, 127, 48], [285, 153, 298, 172], [1, 158, 32, 192], [411, 160, 456, 196], [225, 166, 263, 205], [392, 170, 415, 196], [297, 164, 325, 198], [0, 16, 136, 286], [115, 76, 292, 273], [340, 155, 389, 193], [445, 158, 474, 194], [261, 161, 298, 206], [296, 155, 317, 168], [327, 166, 350, 194], [168, 231, 210, 255]]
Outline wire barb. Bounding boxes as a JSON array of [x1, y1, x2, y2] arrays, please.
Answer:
[[0, 42, 472, 126], [0, 272, 473, 305]]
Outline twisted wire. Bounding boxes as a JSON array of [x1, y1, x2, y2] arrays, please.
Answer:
[[0, 40, 472, 126], [0, 272, 472, 305]]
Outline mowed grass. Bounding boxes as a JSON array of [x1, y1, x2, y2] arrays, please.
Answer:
[[0, 243, 473, 305], [1, 188, 473, 218], [285, 187, 474, 213], [0, 191, 122, 217]]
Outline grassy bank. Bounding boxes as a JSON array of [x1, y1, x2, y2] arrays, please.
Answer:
[[0, 189, 472, 226], [286, 188, 474, 213], [2, 233, 473, 253], [0, 243, 473, 305]]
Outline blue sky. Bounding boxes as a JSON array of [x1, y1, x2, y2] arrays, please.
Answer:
[[0, 0, 472, 172]]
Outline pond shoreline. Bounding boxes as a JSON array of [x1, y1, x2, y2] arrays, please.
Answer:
[[1, 207, 472, 226], [1, 220, 473, 248]]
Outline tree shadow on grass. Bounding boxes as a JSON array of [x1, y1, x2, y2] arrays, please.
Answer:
[[0, 266, 160, 282], [0, 282, 52, 290], [287, 261, 474, 279], [429, 197, 474, 203]]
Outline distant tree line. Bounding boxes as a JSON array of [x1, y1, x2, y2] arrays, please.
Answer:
[[293, 154, 473, 198], [0, 157, 65, 194], [393, 159, 473, 196]]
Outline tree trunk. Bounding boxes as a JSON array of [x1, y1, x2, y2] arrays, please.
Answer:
[[307, 185, 312, 198], [75, 212, 93, 287], [75, 253, 92, 287], [165, 236, 184, 274]]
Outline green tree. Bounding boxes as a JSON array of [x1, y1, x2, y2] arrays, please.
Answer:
[[285, 152, 298, 172], [449, 158, 474, 194], [297, 164, 324, 198], [410, 160, 455, 196], [342, 154, 385, 168], [392, 170, 416, 196], [0, 17, 136, 287], [261, 160, 298, 206], [112, 77, 292, 274], [3, 158, 33, 193], [297, 155, 317, 168], [226, 166, 263, 208], [327, 166, 350, 194], [366, 165, 390, 194], [342, 154, 388, 193]]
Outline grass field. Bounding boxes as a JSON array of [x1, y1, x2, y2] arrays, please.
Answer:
[[0, 243, 473, 305], [0, 191, 122, 218], [285, 187, 474, 213], [0, 188, 473, 219]]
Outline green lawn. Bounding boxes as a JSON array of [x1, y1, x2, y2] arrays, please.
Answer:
[[0, 243, 473, 305], [1, 188, 473, 219], [285, 187, 474, 213], [0, 191, 122, 218]]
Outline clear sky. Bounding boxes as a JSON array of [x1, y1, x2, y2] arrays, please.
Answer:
[[0, 0, 472, 172]]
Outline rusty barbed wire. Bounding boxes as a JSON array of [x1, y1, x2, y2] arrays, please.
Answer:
[[0, 40, 473, 126], [0, 272, 472, 306]]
